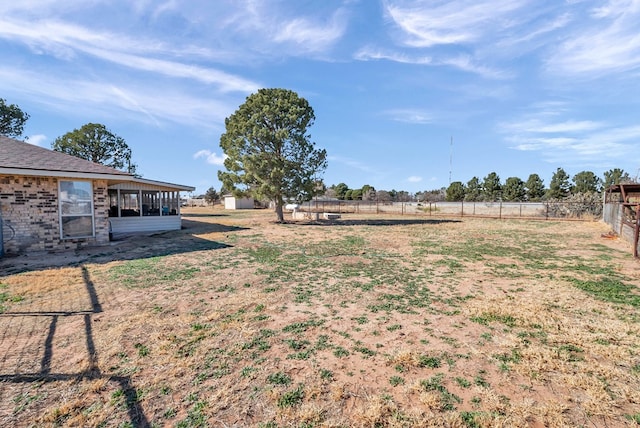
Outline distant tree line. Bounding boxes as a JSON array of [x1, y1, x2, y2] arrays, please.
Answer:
[[443, 168, 632, 202], [322, 168, 634, 204]]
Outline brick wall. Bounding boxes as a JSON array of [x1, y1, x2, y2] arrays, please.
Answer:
[[0, 175, 110, 254]]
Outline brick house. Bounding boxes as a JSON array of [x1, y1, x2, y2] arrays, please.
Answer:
[[0, 136, 194, 255]]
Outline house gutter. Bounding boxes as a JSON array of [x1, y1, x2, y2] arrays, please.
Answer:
[[0, 167, 131, 181]]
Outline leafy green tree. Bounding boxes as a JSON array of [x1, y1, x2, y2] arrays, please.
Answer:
[[218, 88, 327, 222], [52, 123, 137, 173], [464, 177, 482, 202], [602, 168, 631, 188], [502, 177, 525, 201], [204, 187, 219, 205], [482, 172, 502, 201], [0, 98, 30, 138], [445, 181, 465, 201], [351, 188, 363, 200], [333, 183, 349, 200], [361, 184, 376, 201], [547, 168, 570, 199], [525, 174, 545, 201], [344, 189, 353, 200], [572, 170, 601, 194]]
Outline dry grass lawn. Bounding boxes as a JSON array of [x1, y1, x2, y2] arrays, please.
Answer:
[[1, 206, 639, 427]]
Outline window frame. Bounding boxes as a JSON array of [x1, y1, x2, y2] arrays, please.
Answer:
[[59, 179, 95, 239]]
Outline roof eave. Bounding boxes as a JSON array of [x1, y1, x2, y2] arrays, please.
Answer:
[[0, 167, 133, 181], [130, 177, 195, 191]]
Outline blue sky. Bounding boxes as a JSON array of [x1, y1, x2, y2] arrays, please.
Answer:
[[2, 0, 640, 196]]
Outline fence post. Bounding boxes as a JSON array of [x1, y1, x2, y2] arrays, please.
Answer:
[[461, 200, 464, 217], [499, 201, 502, 219]]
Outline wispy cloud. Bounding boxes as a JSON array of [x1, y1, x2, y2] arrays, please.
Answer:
[[407, 175, 423, 183], [546, 0, 640, 77], [383, 0, 531, 48], [0, 66, 235, 128], [198, 1, 350, 57], [194, 150, 227, 166], [354, 46, 432, 64], [327, 155, 376, 173], [273, 9, 348, 54], [499, 119, 605, 134], [355, 47, 505, 78], [383, 108, 433, 124], [500, 103, 639, 165], [0, 18, 261, 93]]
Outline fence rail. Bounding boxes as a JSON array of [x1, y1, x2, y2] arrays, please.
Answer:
[[297, 200, 602, 220]]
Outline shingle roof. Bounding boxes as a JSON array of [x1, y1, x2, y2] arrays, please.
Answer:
[[0, 135, 132, 177]]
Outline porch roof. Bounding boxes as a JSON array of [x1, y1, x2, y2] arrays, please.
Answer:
[[109, 177, 195, 192]]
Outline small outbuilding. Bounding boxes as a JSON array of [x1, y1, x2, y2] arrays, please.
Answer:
[[224, 195, 254, 210], [0, 136, 194, 255]]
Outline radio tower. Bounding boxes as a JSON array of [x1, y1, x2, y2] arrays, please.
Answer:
[[449, 136, 453, 185]]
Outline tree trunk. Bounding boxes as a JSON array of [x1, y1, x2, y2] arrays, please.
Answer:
[[275, 202, 284, 223]]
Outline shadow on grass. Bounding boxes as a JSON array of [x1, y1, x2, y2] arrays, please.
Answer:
[[179, 213, 230, 218], [0, 266, 150, 427], [1, 218, 247, 276]]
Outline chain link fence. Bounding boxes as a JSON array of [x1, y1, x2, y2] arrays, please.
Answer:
[[298, 199, 603, 220]]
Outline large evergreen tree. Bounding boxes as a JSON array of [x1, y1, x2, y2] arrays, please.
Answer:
[[218, 88, 327, 222], [602, 168, 631, 188], [464, 177, 482, 201], [482, 172, 502, 201], [572, 171, 601, 194], [502, 177, 525, 201], [446, 181, 465, 201], [547, 168, 570, 199], [525, 174, 545, 201]]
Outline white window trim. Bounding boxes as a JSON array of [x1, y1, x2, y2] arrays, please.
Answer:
[[58, 179, 96, 239]]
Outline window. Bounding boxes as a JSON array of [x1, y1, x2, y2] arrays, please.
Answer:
[[142, 191, 160, 216], [119, 190, 140, 216], [59, 180, 94, 238]]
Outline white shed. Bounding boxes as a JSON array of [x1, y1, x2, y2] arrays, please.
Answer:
[[224, 195, 254, 210]]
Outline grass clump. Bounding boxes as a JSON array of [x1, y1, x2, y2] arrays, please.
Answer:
[[267, 372, 292, 386], [567, 277, 640, 307], [0, 283, 23, 313], [277, 384, 304, 408]]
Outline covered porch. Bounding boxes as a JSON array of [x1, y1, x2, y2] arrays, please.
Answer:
[[107, 178, 195, 235]]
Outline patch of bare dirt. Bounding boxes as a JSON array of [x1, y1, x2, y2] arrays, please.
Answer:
[[1, 206, 639, 427]]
